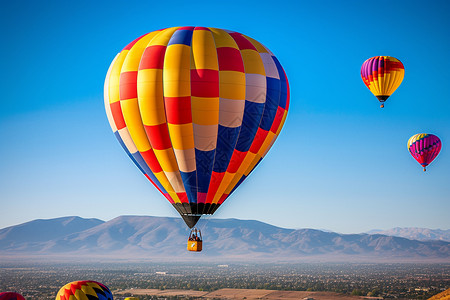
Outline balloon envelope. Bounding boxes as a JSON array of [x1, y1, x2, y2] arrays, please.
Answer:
[[104, 27, 289, 228], [55, 281, 113, 300], [361, 56, 404, 107], [0, 292, 25, 300], [407, 133, 442, 171]]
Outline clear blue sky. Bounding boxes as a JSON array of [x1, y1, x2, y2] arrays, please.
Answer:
[[1, 0, 449, 233]]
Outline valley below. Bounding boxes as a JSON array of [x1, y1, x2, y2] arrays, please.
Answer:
[[1, 262, 448, 299]]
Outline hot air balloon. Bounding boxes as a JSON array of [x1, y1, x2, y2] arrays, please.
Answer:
[[361, 56, 404, 108], [55, 281, 113, 300], [407, 133, 442, 171], [124, 298, 140, 300], [104, 26, 289, 250], [0, 292, 25, 300]]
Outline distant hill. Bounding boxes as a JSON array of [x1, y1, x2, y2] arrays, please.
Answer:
[[367, 228, 450, 242], [0, 216, 448, 262], [0, 216, 104, 250]]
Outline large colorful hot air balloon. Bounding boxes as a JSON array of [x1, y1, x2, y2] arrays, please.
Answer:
[[0, 292, 25, 300], [104, 27, 289, 230], [55, 281, 113, 300], [361, 56, 404, 108], [407, 133, 442, 171]]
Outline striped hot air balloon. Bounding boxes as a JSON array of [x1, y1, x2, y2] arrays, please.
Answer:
[[361, 56, 404, 108], [55, 281, 113, 300], [104, 27, 289, 229], [407, 133, 442, 171], [0, 292, 25, 300]]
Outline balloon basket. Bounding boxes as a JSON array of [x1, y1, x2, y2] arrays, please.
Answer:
[[187, 228, 202, 252], [187, 240, 202, 252]]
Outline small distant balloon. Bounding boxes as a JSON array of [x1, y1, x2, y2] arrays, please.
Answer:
[[124, 298, 140, 300], [407, 133, 442, 171], [55, 281, 113, 300], [0, 292, 25, 300], [361, 56, 404, 108]]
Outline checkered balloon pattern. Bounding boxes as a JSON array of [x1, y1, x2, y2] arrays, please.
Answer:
[[104, 27, 289, 228]]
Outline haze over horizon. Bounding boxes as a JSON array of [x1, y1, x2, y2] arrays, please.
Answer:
[[1, 0, 449, 233]]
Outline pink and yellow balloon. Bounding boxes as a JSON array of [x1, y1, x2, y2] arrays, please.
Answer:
[[407, 134, 442, 171], [361, 56, 404, 108]]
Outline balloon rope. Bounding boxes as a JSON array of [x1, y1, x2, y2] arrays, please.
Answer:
[[199, 214, 212, 233]]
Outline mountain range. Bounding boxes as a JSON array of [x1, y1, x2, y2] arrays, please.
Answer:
[[0, 216, 448, 262], [367, 227, 450, 242]]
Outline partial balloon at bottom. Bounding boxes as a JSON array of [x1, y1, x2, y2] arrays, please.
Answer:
[[0, 292, 25, 300], [55, 281, 113, 300]]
